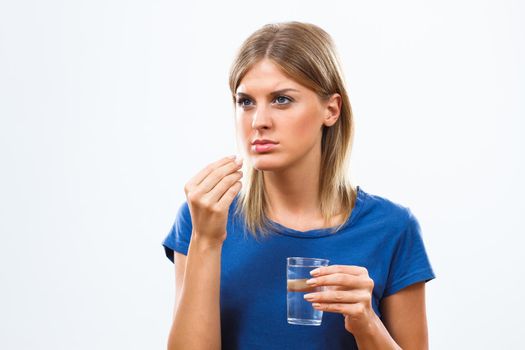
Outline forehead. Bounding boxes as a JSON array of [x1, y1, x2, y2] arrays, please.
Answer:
[[236, 59, 301, 94]]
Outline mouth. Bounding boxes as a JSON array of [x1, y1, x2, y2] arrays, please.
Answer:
[[252, 143, 278, 153]]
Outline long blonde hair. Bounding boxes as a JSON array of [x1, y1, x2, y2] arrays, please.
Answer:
[[229, 21, 357, 239]]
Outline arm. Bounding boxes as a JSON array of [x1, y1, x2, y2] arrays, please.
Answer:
[[377, 282, 429, 350], [304, 267, 428, 349], [167, 238, 223, 350], [349, 282, 428, 349], [166, 155, 243, 350]]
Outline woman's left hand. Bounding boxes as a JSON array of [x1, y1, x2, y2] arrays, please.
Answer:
[[304, 265, 378, 335]]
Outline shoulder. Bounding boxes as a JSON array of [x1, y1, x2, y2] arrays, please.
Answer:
[[357, 187, 416, 233]]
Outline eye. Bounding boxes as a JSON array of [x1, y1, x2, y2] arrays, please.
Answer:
[[274, 95, 292, 105], [236, 98, 253, 108], [236, 95, 293, 108]]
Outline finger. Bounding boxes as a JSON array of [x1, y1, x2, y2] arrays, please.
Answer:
[[306, 273, 372, 289], [197, 157, 243, 194], [304, 290, 369, 304], [186, 156, 236, 192], [312, 302, 367, 316], [217, 180, 242, 209], [202, 170, 243, 204], [287, 279, 320, 293], [323, 285, 351, 292], [309, 265, 368, 277]]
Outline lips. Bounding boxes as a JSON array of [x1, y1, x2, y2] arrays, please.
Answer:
[[252, 139, 278, 145], [253, 143, 277, 152], [251, 139, 278, 153]]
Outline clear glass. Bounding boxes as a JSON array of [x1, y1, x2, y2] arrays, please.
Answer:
[[286, 257, 330, 326]]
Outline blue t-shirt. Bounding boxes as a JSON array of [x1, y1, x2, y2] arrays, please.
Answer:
[[162, 185, 435, 349]]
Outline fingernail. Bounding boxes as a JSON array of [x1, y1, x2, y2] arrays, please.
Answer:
[[306, 278, 316, 285], [312, 303, 322, 308], [234, 156, 243, 165], [228, 155, 236, 159], [303, 294, 314, 300], [310, 268, 320, 276]]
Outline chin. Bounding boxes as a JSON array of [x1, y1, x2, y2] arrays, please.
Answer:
[[249, 154, 286, 171]]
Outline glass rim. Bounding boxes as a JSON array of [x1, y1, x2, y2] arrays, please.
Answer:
[[286, 257, 329, 264]]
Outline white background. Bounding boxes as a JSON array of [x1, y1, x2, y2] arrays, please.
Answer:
[[1, 0, 523, 349]]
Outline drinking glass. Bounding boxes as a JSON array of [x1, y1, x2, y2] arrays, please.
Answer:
[[286, 257, 329, 326]]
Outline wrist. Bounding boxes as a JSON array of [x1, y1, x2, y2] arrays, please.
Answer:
[[191, 233, 225, 250], [353, 313, 400, 350], [352, 312, 380, 339]]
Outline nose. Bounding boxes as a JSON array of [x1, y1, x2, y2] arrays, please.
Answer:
[[251, 105, 272, 130]]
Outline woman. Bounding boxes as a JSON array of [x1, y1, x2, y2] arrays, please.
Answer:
[[162, 21, 435, 349]]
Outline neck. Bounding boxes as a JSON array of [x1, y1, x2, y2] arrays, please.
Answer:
[[262, 145, 322, 219]]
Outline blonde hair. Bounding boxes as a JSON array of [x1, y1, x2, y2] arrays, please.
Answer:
[[229, 21, 357, 239]]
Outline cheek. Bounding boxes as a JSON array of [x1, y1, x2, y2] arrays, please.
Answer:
[[287, 108, 322, 141], [235, 106, 322, 146], [235, 113, 249, 133], [235, 116, 253, 149], [296, 118, 317, 138], [242, 119, 253, 138]]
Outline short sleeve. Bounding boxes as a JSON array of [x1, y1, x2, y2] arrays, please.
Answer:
[[162, 201, 193, 263], [383, 209, 435, 297]]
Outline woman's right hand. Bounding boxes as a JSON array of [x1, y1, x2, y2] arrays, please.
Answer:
[[184, 155, 243, 245]]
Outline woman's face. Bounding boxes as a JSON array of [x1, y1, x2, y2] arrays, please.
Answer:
[[235, 59, 340, 171]]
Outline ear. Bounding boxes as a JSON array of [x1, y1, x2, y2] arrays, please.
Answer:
[[323, 93, 342, 127]]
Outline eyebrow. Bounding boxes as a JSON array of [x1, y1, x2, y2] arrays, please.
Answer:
[[235, 88, 300, 99]]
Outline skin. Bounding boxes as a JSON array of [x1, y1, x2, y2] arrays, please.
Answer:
[[169, 58, 429, 349], [169, 156, 243, 350], [234, 59, 342, 227]]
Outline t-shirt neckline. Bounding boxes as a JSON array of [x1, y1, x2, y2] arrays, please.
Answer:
[[268, 185, 365, 238]]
